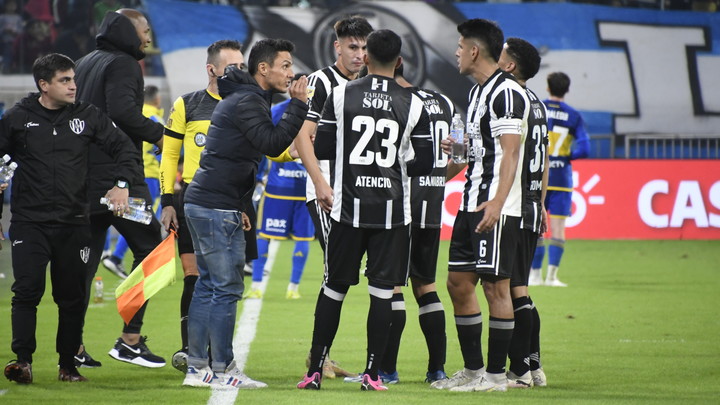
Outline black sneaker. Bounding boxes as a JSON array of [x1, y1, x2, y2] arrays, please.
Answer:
[[74, 349, 102, 368], [4, 360, 32, 384], [108, 336, 166, 368]]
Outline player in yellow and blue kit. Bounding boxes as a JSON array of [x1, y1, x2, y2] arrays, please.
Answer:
[[529, 72, 589, 287], [246, 96, 315, 300]]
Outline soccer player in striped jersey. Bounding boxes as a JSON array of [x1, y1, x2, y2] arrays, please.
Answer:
[[529, 71, 590, 287], [498, 37, 549, 388], [295, 16, 372, 250], [158, 40, 246, 372], [293, 15, 372, 379], [431, 19, 529, 393], [297, 29, 434, 391], [374, 63, 454, 385]]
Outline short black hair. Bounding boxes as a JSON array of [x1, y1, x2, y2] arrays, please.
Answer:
[[366, 29, 401, 66], [457, 18, 504, 62], [505, 37, 541, 81], [547, 71, 571, 97], [207, 39, 242, 66], [247, 38, 295, 76], [32, 53, 74, 91], [144, 84, 159, 102], [334, 16, 373, 40]]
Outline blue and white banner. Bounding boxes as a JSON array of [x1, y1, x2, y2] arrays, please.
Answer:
[[146, 0, 720, 139]]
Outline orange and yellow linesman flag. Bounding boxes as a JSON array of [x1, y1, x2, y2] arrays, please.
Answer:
[[115, 230, 178, 324]]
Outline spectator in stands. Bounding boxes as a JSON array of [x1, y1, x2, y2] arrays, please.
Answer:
[[12, 19, 53, 73], [0, 0, 23, 73], [53, 23, 94, 61]]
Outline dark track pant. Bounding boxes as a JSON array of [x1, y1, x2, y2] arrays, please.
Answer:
[[10, 222, 91, 363]]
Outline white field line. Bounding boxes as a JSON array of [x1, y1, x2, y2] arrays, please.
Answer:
[[207, 267, 270, 405]]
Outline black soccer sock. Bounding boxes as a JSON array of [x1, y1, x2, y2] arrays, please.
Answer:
[[364, 283, 394, 380], [308, 283, 348, 376], [180, 275, 198, 350], [455, 313, 484, 371], [508, 296, 532, 376], [487, 316, 514, 374], [418, 292, 446, 373], [529, 297, 542, 370], [380, 292, 406, 374]]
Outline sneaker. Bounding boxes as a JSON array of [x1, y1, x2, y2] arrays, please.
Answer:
[[171, 349, 188, 373], [297, 371, 321, 390], [378, 369, 399, 384], [430, 367, 483, 390], [183, 365, 215, 387], [102, 255, 128, 279], [286, 289, 301, 299], [506, 370, 532, 388], [528, 269, 543, 286], [108, 336, 166, 368], [360, 374, 388, 391], [531, 367, 547, 387], [244, 288, 263, 299], [4, 360, 32, 384], [74, 349, 102, 368], [545, 278, 567, 287], [58, 366, 88, 382], [100, 249, 112, 261], [425, 370, 447, 383], [214, 360, 267, 389]]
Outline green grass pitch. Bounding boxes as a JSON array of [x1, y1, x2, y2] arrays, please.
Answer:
[[0, 239, 718, 404]]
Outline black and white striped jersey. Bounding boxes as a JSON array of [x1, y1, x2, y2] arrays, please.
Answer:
[[408, 87, 454, 229], [305, 65, 352, 201], [315, 74, 433, 229], [461, 69, 529, 217], [520, 87, 548, 233]]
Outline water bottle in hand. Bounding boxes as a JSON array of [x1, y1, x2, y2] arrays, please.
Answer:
[[0, 161, 18, 184], [450, 114, 467, 164], [100, 197, 153, 225]]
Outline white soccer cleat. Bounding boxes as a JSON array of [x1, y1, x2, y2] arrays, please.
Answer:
[[545, 278, 567, 287], [531, 368, 547, 387], [430, 367, 483, 390], [506, 370, 532, 388], [528, 269, 543, 286]]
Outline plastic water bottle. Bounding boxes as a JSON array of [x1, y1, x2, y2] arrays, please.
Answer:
[[450, 113, 467, 164], [0, 161, 18, 183], [100, 197, 153, 225], [94, 276, 104, 303]]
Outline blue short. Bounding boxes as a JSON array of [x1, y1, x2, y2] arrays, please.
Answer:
[[257, 195, 315, 240], [545, 190, 572, 217]]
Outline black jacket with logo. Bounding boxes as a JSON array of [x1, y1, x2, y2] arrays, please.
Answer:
[[184, 67, 308, 210], [74, 11, 163, 214], [0, 94, 142, 224]]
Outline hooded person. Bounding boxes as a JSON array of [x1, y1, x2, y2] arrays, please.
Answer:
[[73, 9, 165, 369]]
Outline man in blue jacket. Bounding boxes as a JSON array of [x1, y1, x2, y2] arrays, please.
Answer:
[[181, 38, 308, 390]]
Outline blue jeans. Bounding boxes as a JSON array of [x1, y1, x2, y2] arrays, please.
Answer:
[[184, 203, 246, 372]]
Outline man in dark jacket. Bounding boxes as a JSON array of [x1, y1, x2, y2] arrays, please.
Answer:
[[1, 53, 142, 384], [74, 8, 165, 368], [181, 38, 308, 389]]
